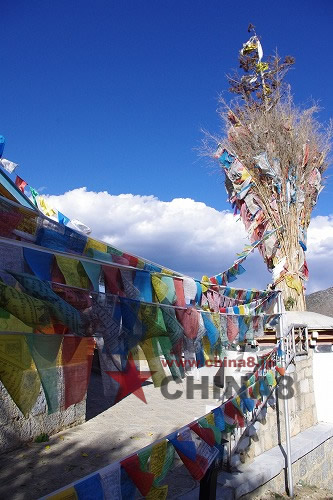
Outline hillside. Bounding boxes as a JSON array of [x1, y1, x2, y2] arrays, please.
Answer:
[[306, 287, 333, 318]]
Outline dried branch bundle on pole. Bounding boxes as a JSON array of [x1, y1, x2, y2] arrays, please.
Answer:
[[206, 28, 332, 310]]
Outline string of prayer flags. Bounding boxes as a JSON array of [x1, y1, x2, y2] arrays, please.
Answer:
[[171, 427, 218, 481], [10, 271, 90, 336], [211, 227, 282, 285], [42, 344, 280, 499]]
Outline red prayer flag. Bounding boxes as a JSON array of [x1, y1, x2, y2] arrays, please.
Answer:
[[15, 175, 27, 193], [224, 400, 245, 428], [276, 366, 286, 376], [176, 450, 208, 481], [62, 337, 95, 409], [120, 455, 154, 496], [103, 266, 124, 295], [190, 423, 216, 448]]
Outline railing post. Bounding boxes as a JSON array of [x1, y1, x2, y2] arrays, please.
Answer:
[[199, 458, 219, 500], [277, 292, 294, 497]]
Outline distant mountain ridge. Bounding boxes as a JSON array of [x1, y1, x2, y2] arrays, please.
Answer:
[[306, 287, 333, 318]]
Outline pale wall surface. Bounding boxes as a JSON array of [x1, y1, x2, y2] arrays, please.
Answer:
[[0, 381, 86, 454], [313, 352, 333, 423]]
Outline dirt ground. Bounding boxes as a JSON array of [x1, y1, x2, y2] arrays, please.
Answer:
[[251, 484, 333, 499]]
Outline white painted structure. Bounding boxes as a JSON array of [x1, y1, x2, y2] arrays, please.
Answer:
[[313, 352, 333, 424]]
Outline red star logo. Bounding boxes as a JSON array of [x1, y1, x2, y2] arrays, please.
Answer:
[[106, 354, 154, 404]]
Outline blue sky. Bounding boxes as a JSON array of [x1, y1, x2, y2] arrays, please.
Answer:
[[1, 1, 333, 291], [2, 0, 332, 212]]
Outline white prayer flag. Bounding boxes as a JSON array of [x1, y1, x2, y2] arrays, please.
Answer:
[[0, 158, 18, 174], [70, 219, 92, 235]]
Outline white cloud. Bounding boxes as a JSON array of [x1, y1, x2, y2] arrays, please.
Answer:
[[45, 188, 333, 293], [306, 215, 333, 293]]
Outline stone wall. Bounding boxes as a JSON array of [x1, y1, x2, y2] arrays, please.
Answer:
[[238, 350, 317, 462], [236, 426, 333, 499], [259, 436, 333, 497], [0, 382, 86, 454]]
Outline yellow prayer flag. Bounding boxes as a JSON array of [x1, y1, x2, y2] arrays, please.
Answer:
[[161, 268, 173, 276], [0, 334, 40, 416], [47, 487, 78, 500], [150, 440, 167, 478], [151, 275, 169, 303], [39, 197, 56, 217], [239, 305, 245, 315], [285, 275, 302, 295], [256, 62, 269, 73], [84, 238, 107, 254], [56, 256, 90, 289], [206, 413, 215, 426], [140, 338, 165, 388], [240, 169, 251, 182], [202, 335, 211, 361], [146, 485, 168, 500], [201, 275, 211, 293]]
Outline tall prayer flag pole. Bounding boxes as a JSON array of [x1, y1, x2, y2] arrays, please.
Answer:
[[205, 25, 332, 311]]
